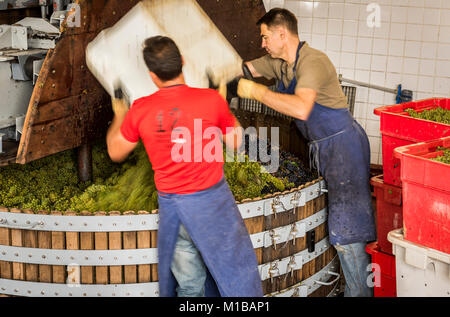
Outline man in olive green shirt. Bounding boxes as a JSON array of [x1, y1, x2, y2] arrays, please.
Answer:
[[236, 8, 376, 297]]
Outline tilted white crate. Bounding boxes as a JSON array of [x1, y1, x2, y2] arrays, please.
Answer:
[[86, 0, 242, 104]]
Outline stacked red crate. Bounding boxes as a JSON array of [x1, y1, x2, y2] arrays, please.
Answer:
[[367, 98, 450, 297], [366, 242, 397, 297], [374, 98, 450, 187], [394, 137, 450, 254]]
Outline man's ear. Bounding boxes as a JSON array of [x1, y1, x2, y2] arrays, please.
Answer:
[[149, 71, 160, 85], [181, 55, 185, 67], [278, 26, 287, 41]]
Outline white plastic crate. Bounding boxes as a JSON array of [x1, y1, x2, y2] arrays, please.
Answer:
[[388, 229, 450, 297]]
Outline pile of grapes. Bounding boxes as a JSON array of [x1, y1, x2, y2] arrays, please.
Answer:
[[431, 147, 450, 165], [0, 138, 316, 212], [241, 134, 316, 195], [405, 107, 450, 125]]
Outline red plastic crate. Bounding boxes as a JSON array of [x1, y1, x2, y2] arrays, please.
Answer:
[[366, 242, 397, 297], [374, 98, 450, 187], [394, 136, 450, 254], [370, 175, 403, 255]]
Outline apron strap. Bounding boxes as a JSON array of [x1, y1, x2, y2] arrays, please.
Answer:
[[280, 41, 305, 89]]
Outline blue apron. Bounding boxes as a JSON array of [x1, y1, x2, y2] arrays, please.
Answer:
[[157, 177, 263, 297], [278, 42, 376, 246]]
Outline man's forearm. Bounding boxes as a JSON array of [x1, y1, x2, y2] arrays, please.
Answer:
[[106, 112, 127, 154], [223, 117, 243, 150], [259, 90, 313, 121]]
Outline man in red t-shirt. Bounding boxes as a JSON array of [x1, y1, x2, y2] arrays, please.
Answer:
[[106, 36, 263, 297]]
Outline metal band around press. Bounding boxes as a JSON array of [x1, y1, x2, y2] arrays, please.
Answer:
[[0, 212, 159, 232], [0, 246, 158, 266], [0, 279, 160, 297], [238, 180, 327, 219]]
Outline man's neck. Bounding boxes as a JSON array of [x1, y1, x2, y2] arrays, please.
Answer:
[[281, 37, 301, 65], [160, 74, 185, 88]]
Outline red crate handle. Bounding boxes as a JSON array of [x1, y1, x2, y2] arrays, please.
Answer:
[[374, 98, 449, 116], [394, 137, 450, 160]]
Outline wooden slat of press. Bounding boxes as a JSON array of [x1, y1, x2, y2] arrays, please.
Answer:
[[294, 201, 307, 255], [300, 197, 317, 281], [292, 197, 307, 285], [262, 208, 278, 265], [51, 211, 66, 284], [303, 256, 315, 281], [317, 223, 326, 274], [312, 248, 333, 297], [306, 224, 330, 285], [150, 210, 158, 283], [262, 276, 271, 295], [94, 211, 108, 284], [0, 207, 12, 296], [80, 211, 94, 284], [280, 205, 299, 292], [316, 223, 327, 248], [108, 211, 123, 284], [263, 209, 293, 264], [37, 210, 52, 283], [318, 193, 327, 212], [65, 211, 80, 287], [278, 272, 290, 295], [243, 214, 264, 265], [137, 211, 151, 284], [306, 195, 315, 218], [312, 195, 328, 283], [23, 209, 38, 283], [0, 207, 12, 279], [10, 208, 25, 281], [123, 211, 137, 284]]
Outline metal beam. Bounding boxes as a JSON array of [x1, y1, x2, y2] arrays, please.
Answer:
[[0, 1, 40, 11]]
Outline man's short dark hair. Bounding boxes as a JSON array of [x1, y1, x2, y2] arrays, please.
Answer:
[[257, 8, 298, 35], [143, 36, 183, 81]]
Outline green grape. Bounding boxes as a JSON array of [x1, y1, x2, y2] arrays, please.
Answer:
[[405, 107, 450, 125], [431, 147, 450, 164], [0, 140, 306, 213]]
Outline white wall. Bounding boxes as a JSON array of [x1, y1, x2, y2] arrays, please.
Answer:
[[262, 0, 450, 165]]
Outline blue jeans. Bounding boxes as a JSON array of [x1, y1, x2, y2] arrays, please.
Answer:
[[171, 224, 207, 297], [334, 242, 373, 297]]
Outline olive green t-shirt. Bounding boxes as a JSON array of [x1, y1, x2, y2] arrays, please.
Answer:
[[250, 42, 348, 109]]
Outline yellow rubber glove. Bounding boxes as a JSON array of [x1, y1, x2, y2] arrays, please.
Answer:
[[217, 80, 227, 101], [111, 98, 129, 116], [237, 78, 268, 102]]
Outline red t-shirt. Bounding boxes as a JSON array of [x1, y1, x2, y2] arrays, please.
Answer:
[[120, 84, 236, 194]]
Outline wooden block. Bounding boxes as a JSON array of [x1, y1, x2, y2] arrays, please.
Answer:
[[243, 215, 263, 265], [10, 208, 25, 281], [0, 207, 12, 280], [65, 211, 80, 286], [23, 209, 38, 282], [94, 211, 108, 285], [108, 211, 123, 284], [80, 211, 94, 284], [51, 211, 65, 284], [137, 211, 151, 283], [123, 211, 137, 284], [150, 210, 158, 282], [37, 210, 52, 283]]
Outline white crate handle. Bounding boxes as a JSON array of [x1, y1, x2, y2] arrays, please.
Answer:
[[314, 270, 340, 286]]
